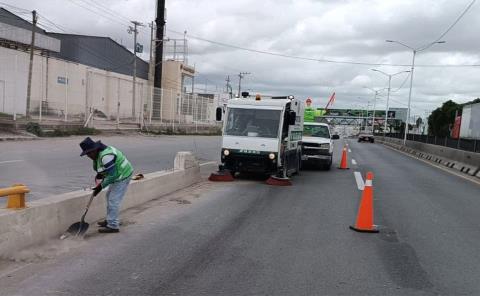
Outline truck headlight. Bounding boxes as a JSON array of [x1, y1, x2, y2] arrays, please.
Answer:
[[269, 153, 276, 160], [223, 149, 230, 156], [320, 143, 330, 149]]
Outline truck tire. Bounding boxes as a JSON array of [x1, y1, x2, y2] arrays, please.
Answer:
[[325, 156, 332, 170]]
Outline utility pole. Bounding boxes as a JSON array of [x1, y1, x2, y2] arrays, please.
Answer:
[[154, 0, 166, 89], [238, 72, 250, 97], [225, 75, 232, 99], [148, 21, 156, 125], [26, 10, 37, 118], [128, 21, 145, 120]]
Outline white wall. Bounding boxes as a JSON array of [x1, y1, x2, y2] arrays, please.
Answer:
[[0, 46, 149, 119]]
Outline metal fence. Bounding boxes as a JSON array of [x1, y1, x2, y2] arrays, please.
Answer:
[[26, 87, 220, 129], [0, 51, 222, 130], [385, 133, 480, 153]]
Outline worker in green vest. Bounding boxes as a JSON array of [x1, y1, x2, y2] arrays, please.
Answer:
[[304, 97, 315, 122], [79, 137, 134, 233]]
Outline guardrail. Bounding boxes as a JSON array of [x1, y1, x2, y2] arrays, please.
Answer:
[[0, 184, 30, 209], [383, 133, 480, 153]]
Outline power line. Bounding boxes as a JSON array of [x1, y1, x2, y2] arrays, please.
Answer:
[[79, 0, 131, 24], [390, 72, 411, 93], [418, 0, 476, 51], [168, 29, 480, 68], [66, 0, 130, 28]]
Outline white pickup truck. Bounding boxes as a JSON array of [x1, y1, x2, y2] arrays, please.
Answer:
[[301, 122, 339, 170]]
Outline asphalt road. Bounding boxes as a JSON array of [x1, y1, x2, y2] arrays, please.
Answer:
[[0, 135, 220, 199], [1, 139, 480, 295]]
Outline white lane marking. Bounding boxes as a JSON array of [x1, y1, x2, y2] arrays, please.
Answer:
[[352, 159, 357, 165], [354, 171, 365, 190], [348, 149, 352, 153], [0, 160, 24, 165]]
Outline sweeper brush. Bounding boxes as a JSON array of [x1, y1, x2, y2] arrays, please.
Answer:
[[208, 170, 234, 182], [266, 175, 292, 186]]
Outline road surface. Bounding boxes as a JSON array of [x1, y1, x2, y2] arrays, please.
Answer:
[[0, 135, 220, 199], [1, 139, 480, 295]]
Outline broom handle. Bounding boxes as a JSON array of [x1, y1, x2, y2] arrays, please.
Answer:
[[80, 192, 95, 223]]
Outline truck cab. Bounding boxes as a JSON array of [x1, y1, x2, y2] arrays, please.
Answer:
[[216, 94, 304, 177], [301, 122, 339, 170]]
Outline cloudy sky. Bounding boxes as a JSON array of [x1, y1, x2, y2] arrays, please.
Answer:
[[2, 0, 480, 118]]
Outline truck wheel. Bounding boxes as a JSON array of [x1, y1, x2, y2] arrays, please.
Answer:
[[325, 156, 332, 170]]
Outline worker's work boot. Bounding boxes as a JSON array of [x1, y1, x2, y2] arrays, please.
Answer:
[[98, 227, 119, 233], [97, 220, 107, 227]]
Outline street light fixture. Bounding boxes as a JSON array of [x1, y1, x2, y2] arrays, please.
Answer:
[[371, 69, 410, 136], [386, 39, 446, 145]]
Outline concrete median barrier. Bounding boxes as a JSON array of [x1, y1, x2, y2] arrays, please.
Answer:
[[0, 152, 217, 258]]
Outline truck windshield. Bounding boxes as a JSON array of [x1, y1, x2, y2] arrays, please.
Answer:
[[225, 108, 281, 138], [303, 125, 330, 138]]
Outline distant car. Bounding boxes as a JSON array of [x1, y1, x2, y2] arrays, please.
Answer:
[[301, 122, 339, 170], [358, 130, 374, 143]]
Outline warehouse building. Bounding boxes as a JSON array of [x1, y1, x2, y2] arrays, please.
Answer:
[[0, 7, 198, 123]]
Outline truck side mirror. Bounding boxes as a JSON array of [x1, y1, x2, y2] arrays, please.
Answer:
[[332, 134, 340, 140], [289, 111, 296, 125], [216, 107, 222, 121]]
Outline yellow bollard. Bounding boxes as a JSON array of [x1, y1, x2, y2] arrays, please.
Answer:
[[0, 184, 30, 209]]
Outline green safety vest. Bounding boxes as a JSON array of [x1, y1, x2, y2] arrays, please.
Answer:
[[304, 107, 315, 122], [94, 146, 133, 185]]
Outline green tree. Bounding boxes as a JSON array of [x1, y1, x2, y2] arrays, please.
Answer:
[[428, 100, 462, 137], [416, 117, 423, 128]]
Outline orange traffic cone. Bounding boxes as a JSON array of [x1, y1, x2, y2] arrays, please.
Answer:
[[338, 146, 349, 169], [349, 172, 379, 233]]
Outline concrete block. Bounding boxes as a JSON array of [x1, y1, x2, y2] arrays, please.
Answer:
[[174, 151, 200, 170], [0, 152, 217, 258]]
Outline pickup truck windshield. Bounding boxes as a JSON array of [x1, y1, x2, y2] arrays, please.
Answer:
[[225, 108, 281, 138], [303, 125, 330, 138]]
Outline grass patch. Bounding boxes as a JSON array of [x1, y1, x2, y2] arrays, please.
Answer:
[[43, 127, 101, 137]]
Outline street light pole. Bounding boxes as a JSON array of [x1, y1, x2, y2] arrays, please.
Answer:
[[363, 87, 386, 133], [386, 39, 445, 145], [405, 50, 416, 144], [371, 69, 410, 136]]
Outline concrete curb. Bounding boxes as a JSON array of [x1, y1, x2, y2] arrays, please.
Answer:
[[0, 136, 38, 142], [0, 152, 217, 258], [377, 139, 480, 180]]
